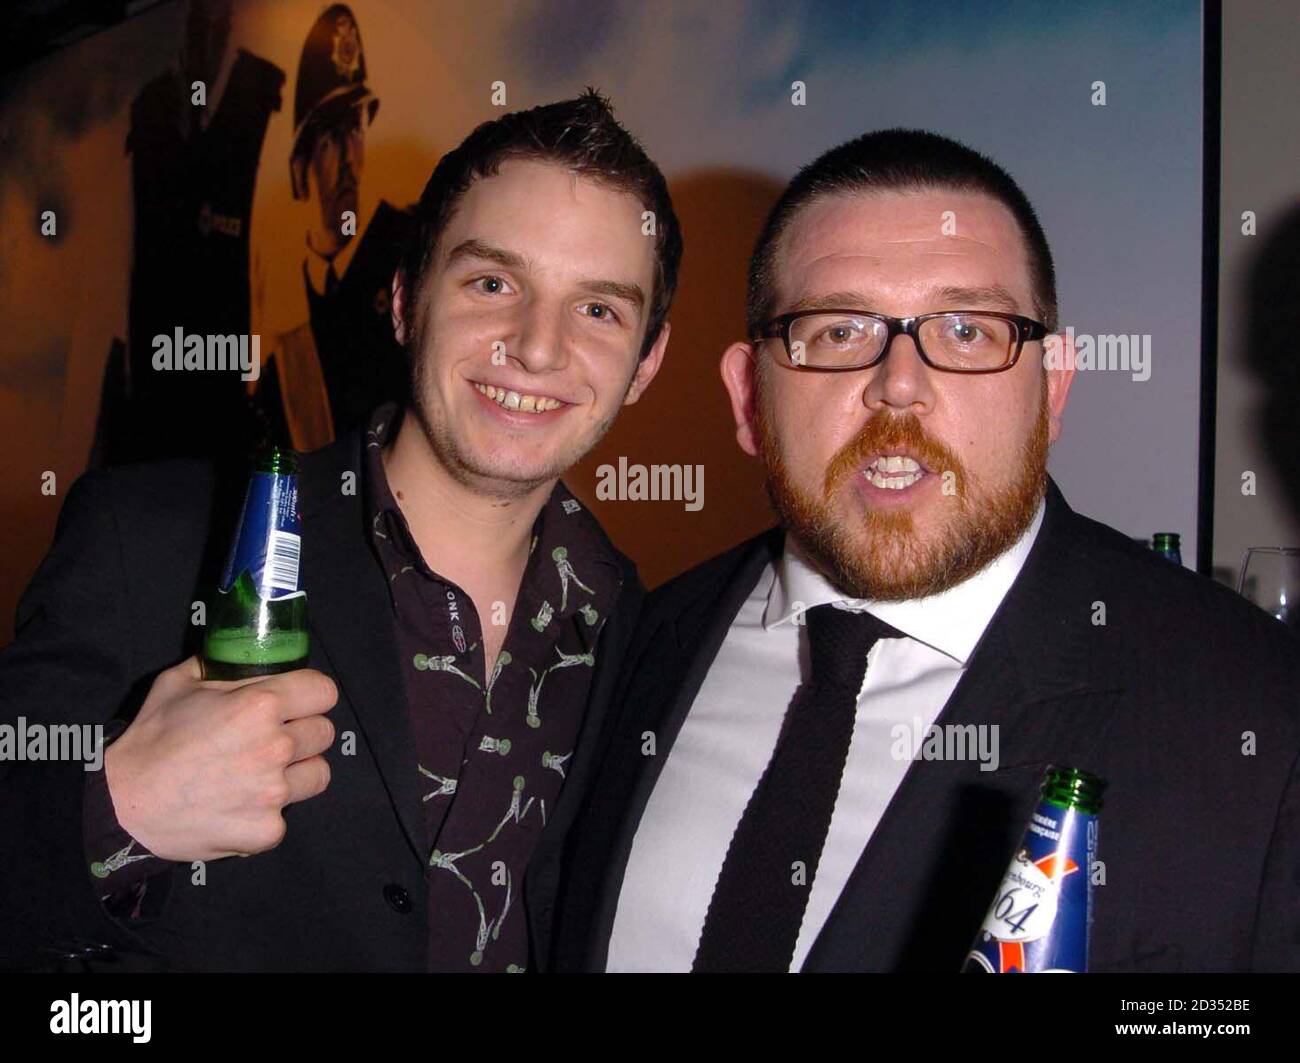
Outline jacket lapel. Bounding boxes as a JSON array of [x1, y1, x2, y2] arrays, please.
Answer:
[[522, 562, 641, 965], [579, 530, 780, 961], [585, 530, 785, 966], [299, 430, 427, 868], [804, 479, 1127, 970]]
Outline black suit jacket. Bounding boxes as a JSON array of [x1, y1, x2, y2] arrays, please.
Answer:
[[552, 479, 1300, 972], [0, 426, 642, 972]]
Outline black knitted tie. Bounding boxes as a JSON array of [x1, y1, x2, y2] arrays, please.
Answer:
[[692, 603, 901, 972]]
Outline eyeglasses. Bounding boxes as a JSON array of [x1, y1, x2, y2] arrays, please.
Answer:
[[754, 309, 1049, 374]]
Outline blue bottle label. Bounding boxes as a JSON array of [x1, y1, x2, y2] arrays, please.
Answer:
[[965, 799, 1098, 973], [219, 471, 303, 600]]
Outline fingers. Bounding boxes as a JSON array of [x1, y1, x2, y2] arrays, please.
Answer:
[[283, 755, 331, 805], [282, 713, 335, 763], [259, 669, 340, 720], [207, 667, 339, 720]]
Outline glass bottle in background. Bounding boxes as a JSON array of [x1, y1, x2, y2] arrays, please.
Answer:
[[1151, 532, 1182, 565], [202, 447, 309, 679], [1238, 547, 1299, 629], [964, 766, 1105, 973]]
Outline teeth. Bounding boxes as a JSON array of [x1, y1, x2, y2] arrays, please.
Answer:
[[473, 383, 562, 413], [863, 468, 925, 490], [872, 454, 922, 474]]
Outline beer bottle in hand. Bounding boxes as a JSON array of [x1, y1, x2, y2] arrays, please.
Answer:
[[202, 447, 308, 679]]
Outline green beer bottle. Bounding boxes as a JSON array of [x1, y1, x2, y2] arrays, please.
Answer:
[[1151, 532, 1182, 565], [202, 447, 309, 679], [964, 766, 1105, 972]]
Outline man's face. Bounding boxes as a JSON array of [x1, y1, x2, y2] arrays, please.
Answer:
[[395, 158, 667, 497], [721, 188, 1074, 600], [308, 108, 365, 232]]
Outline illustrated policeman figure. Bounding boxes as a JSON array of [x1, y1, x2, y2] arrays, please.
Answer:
[[255, 4, 414, 453]]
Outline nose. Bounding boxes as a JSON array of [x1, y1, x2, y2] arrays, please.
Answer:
[[334, 141, 354, 179], [510, 300, 570, 375], [861, 331, 935, 414], [343, 139, 361, 177]]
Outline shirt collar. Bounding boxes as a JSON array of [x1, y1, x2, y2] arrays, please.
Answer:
[[305, 212, 363, 297], [764, 496, 1046, 664], [359, 401, 624, 621]]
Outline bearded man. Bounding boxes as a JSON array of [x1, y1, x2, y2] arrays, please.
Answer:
[[551, 129, 1300, 973]]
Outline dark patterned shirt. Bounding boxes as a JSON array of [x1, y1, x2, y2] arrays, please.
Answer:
[[362, 403, 621, 970], [84, 402, 622, 971]]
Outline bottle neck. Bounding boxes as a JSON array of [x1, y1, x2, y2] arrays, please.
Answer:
[[1040, 765, 1106, 815], [253, 447, 299, 476]]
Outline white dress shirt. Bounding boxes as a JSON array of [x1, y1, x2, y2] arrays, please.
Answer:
[[606, 499, 1046, 972]]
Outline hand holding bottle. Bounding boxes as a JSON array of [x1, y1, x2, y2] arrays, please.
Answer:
[[103, 655, 338, 862]]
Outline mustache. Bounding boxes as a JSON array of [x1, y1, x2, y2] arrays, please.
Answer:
[[823, 412, 965, 499]]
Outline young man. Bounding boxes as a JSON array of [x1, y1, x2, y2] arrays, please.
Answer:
[[554, 129, 1300, 973], [0, 90, 681, 973]]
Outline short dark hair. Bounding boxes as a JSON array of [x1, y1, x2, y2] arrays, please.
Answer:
[[399, 88, 682, 360], [747, 128, 1057, 336]]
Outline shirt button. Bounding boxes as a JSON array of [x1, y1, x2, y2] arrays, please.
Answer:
[[383, 883, 412, 913]]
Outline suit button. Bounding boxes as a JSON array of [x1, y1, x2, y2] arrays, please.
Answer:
[[383, 884, 412, 913]]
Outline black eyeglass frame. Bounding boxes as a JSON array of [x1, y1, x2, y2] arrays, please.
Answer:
[[753, 308, 1050, 374]]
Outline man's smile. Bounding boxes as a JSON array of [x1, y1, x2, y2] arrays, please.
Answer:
[[469, 378, 573, 418]]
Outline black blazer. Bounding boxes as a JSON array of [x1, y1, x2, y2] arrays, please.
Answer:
[[552, 478, 1300, 972], [0, 426, 643, 972]]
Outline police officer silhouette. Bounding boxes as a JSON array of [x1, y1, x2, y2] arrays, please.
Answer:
[[96, 0, 284, 465], [256, 4, 414, 452]]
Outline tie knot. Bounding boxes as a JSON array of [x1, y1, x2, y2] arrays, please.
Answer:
[[804, 603, 901, 689]]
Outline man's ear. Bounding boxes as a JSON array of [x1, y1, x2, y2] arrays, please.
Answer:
[[720, 341, 760, 457], [390, 269, 409, 346], [1042, 329, 1077, 444], [624, 321, 670, 405]]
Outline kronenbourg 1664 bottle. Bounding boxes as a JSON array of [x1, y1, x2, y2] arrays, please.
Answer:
[[963, 765, 1105, 973], [202, 447, 308, 680]]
